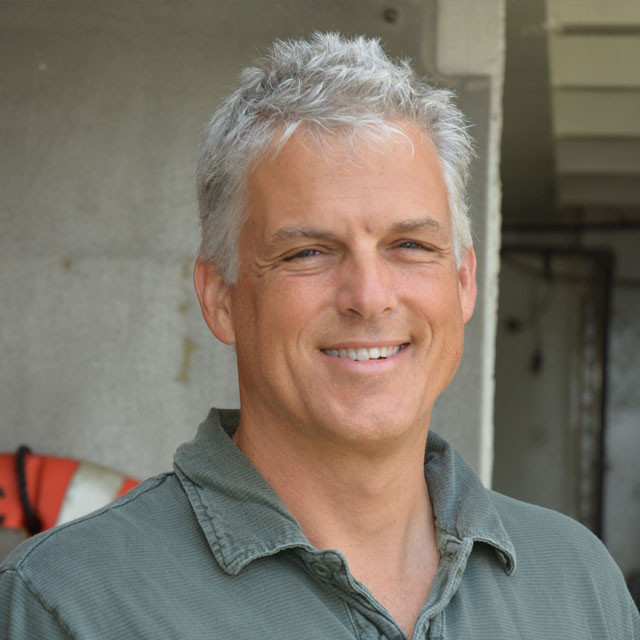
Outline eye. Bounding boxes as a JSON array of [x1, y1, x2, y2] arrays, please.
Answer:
[[284, 248, 320, 261], [397, 241, 426, 250]]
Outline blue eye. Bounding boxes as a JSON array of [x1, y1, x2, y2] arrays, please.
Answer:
[[286, 248, 320, 260], [398, 241, 424, 250]]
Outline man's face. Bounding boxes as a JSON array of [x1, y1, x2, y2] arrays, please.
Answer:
[[205, 125, 476, 447]]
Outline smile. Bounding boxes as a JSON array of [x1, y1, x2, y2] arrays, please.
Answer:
[[320, 344, 408, 361]]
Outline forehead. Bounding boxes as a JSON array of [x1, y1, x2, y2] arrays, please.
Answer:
[[244, 124, 450, 237]]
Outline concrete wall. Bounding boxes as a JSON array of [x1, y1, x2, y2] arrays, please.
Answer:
[[584, 230, 640, 580], [494, 250, 606, 529], [434, 0, 505, 485], [1, 1, 504, 483], [494, 232, 640, 582]]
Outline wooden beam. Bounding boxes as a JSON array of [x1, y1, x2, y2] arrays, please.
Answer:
[[558, 175, 640, 206], [553, 89, 640, 136], [550, 35, 640, 88], [556, 138, 640, 175], [547, 1, 640, 28]]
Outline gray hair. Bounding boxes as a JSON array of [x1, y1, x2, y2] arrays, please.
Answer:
[[197, 32, 474, 284]]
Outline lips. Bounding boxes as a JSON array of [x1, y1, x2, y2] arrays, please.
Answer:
[[320, 344, 408, 361]]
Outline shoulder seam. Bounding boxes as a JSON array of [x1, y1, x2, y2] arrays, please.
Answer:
[[2, 568, 75, 639], [12, 472, 175, 571]]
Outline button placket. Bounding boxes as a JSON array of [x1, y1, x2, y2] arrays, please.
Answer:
[[310, 562, 333, 580], [300, 550, 344, 582]]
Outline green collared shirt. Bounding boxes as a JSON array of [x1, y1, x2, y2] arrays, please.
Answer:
[[1, 408, 638, 639]]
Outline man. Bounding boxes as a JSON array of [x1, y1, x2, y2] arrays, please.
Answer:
[[1, 33, 638, 639]]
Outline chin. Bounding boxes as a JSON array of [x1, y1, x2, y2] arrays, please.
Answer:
[[315, 401, 425, 445]]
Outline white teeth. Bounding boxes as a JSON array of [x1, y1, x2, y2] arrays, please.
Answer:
[[322, 345, 403, 360]]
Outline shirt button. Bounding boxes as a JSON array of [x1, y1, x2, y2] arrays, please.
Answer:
[[310, 562, 333, 579]]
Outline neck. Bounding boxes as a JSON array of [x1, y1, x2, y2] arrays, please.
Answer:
[[232, 403, 433, 535], [232, 404, 439, 637]]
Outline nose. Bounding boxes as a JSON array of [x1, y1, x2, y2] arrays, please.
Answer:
[[335, 252, 397, 320]]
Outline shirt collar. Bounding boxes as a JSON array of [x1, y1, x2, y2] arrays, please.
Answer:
[[174, 408, 516, 576], [173, 408, 311, 575], [425, 430, 516, 575]]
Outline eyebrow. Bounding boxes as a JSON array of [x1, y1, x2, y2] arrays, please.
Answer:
[[268, 226, 339, 245], [266, 217, 445, 251], [389, 217, 444, 234], [264, 226, 339, 254]]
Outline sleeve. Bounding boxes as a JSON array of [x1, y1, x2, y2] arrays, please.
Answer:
[[585, 533, 640, 639], [0, 568, 73, 639], [629, 590, 640, 639], [598, 549, 640, 639]]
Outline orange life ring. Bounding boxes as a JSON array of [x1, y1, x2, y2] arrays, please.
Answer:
[[0, 446, 140, 536]]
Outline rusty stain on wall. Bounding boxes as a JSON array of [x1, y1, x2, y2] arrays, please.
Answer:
[[176, 336, 198, 383], [62, 257, 72, 272], [182, 256, 193, 280]]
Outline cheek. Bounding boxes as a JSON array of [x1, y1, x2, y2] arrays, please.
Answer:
[[409, 278, 465, 341], [266, 275, 327, 323], [240, 283, 310, 357], [406, 276, 454, 314]]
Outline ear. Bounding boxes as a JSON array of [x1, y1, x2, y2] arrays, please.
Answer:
[[457, 246, 477, 324], [193, 256, 236, 345]]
